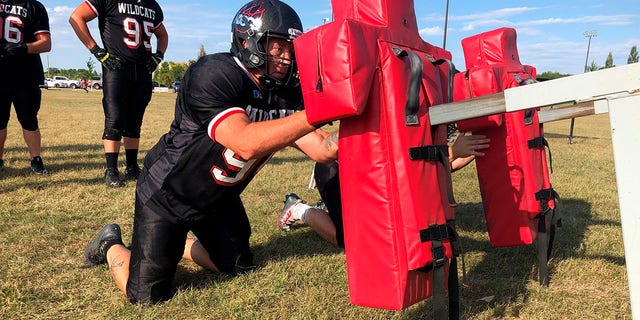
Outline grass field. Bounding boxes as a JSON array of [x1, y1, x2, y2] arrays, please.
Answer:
[[0, 89, 631, 319]]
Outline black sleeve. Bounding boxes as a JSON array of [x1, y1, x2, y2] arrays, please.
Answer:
[[154, 2, 164, 27], [184, 55, 248, 126], [31, 1, 50, 34]]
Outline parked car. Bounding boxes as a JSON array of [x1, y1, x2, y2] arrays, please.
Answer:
[[171, 81, 181, 93], [89, 76, 103, 90], [40, 78, 52, 89], [152, 81, 170, 93], [49, 76, 79, 88]]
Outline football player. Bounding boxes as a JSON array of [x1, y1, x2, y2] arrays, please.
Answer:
[[82, 0, 338, 304], [277, 132, 491, 248], [0, 0, 51, 174], [69, 0, 169, 187]]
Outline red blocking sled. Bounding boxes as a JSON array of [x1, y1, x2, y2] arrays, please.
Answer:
[[453, 27, 559, 285], [295, 0, 460, 315]]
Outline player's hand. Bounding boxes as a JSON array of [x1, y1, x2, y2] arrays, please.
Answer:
[[146, 52, 163, 73], [451, 133, 490, 158], [1, 43, 28, 58], [90, 45, 123, 71]]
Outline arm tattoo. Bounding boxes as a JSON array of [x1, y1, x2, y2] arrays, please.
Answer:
[[324, 131, 339, 151]]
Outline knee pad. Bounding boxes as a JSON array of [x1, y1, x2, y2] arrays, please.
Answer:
[[102, 128, 123, 141], [232, 251, 255, 276], [123, 128, 141, 139], [14, 104, 39, 131], [17, 117, 38, 131]]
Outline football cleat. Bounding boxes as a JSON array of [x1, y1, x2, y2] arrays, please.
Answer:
[[104, 168, 125, 187], [30, 156, 48, 174], [83, 224, 122, 267], [124, 165, 141, 181], [277, 193, 304, 231]]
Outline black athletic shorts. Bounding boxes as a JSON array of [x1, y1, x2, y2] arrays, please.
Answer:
[[126, 192, 254, 304], [101, 64, 153, 140], [314, 161, 344, 248], [0, 84, 41, 131]]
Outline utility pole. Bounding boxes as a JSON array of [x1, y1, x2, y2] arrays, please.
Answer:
[[442, 0, 450, 49], [583, 30, 598, 73], [569, 30, 597, 144]]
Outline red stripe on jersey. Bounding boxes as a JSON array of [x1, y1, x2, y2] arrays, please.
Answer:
[[34, 30, 50, 36], [84, 1, 98, 16], [207, 108, 246, 142]]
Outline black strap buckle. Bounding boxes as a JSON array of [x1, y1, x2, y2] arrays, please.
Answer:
[[528, 136, 548, 149], [535, 187, 559, 201], [432, 241, 447, 269], [420, 224, 452, 243], [409, 145, 449, 162]]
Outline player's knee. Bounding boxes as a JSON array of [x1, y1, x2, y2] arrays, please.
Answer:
[[123, 128, 141, 139], [234, 251, 255, 275], [215, 250, 255, 276], [126, 282, 173, 305], [102, 128, 122, 141], [18, 117, 38, 131]]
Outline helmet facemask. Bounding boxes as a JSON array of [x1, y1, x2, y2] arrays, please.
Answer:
[[256, 33, 299, 90], [230, 0, 303, 90]]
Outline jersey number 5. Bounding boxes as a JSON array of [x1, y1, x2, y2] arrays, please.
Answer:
[[122, 17, 154, 50], [1, 16, 24, 43]]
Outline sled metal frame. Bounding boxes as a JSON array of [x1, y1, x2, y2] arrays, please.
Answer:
[[429, 62, 640, 319]]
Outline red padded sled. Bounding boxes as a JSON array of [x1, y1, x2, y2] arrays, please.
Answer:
[[452, 27, 558, 284], [295, 0, 459, 313]]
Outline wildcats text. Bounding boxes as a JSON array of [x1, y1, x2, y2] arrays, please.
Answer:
[[117, 3, 156, 20], [0, 4, 27, 18]]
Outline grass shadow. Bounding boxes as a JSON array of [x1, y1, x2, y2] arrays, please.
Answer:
[[400, 198, 593, 319], [268, 152, 310, 165], [170, 228, 342, 298], [253, 228, 343, 262], [0, 143, 154, 192], [173, 265, 232, 293], [543, 132, 601, 142]]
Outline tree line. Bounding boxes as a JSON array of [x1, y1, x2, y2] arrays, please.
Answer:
[[45, 44, 208, 86], [586, 45, 638, 72], [46, 44, 639, 84]]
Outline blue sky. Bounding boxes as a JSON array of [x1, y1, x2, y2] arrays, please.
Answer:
[[44, 0, 639, 75]]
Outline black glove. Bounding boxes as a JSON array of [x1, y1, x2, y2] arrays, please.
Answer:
[[1, 43, 28, 58], [90, 45, 123, 71], [146, 51, 163, 73]]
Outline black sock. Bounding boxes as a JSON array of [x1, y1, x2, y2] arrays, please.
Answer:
[[105, 152, 119, 170], [125, 149, 138, 168]]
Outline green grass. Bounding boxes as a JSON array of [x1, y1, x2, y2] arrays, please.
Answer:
[[0, 89, 630, 319]]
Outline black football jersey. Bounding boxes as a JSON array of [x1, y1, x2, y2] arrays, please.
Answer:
[[85, 0, 163, 63], [138, 53, 304, 219], [0, 0, 49, 85]]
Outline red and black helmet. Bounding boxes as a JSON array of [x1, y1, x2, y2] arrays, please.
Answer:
[[230, 0, 303, 89]]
